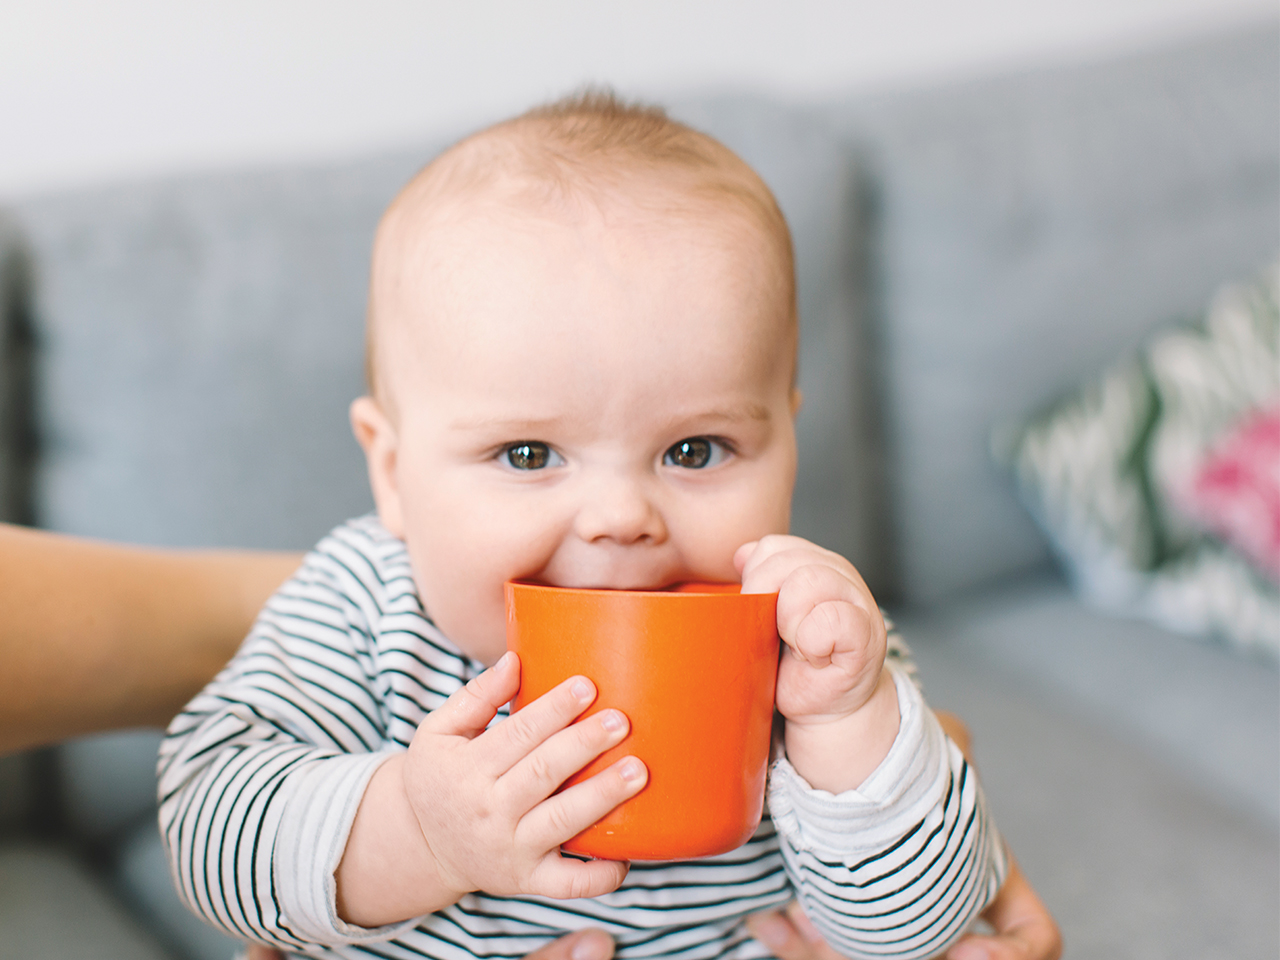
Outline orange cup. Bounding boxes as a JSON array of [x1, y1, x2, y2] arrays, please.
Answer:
[[505, 580, 779, 861]]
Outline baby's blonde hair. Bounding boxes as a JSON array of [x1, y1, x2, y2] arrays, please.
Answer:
[[366, 89, 796, 403]]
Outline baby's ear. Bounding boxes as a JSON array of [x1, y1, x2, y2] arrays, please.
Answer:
[[350, 396, 405, 537], [789, 387, 803, 417]]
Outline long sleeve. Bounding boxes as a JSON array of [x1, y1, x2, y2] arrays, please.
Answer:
[[767, 661, 1009, 959], [157, 525, 424, 949]]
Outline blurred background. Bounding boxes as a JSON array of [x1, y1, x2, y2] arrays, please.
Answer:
[[0, 0, 1274, 198], [1, 3, 1277, 960]]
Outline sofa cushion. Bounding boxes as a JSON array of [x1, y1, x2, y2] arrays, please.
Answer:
[[895, 572, 1279, 827], [0, 843, 175, 960], [1000, 262, 1279, 657], [896, 576, 1279, 958], [829, 23, 1280, 604]]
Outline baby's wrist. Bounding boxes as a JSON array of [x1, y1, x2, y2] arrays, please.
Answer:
[[782, 668, 900, 794], [335, 754, 463, 926]]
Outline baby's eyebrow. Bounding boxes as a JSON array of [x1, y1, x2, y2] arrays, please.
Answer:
[[449, 404, 771, 434], [448, 413, 575, 434], [690, 403, 771, 424]]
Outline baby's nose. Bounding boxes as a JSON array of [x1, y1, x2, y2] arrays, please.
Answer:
[[572, 473, 668, 546]]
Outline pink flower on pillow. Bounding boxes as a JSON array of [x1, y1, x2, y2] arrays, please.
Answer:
[[1182, 403, 1280, 582]]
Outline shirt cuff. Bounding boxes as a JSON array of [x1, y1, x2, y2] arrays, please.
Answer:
[[274, 750, 422, 945], [768, 661, 955, 856]]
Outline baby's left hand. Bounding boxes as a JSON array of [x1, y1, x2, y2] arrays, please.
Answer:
[[736, 535, 899, 793], [736, 535, 886, 725]]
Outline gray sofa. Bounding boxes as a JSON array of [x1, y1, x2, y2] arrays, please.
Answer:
[[1, 22, 1276, 960]]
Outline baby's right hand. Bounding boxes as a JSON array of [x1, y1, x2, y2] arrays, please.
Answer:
[[402, 651, 647, 902]]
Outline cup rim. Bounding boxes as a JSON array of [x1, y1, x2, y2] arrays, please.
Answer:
[[505, 578, 757, 598]]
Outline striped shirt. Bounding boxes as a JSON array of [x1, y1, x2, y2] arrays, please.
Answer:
[[159, 515, 1007, 959]]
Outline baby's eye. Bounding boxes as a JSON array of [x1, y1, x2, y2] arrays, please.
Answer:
[[502, 441, 564, 471], [663, 437, 730, 470]]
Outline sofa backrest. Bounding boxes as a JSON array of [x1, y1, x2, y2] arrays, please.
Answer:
[[829, 23, 1280, 604], [0, 215, 33, 527]]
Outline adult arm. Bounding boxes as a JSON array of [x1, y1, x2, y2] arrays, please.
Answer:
[[0, 522, 298, 755]]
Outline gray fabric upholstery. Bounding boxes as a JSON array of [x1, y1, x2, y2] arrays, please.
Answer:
[[11, 156, 444, 889], [0, 213, 34, 527], [896, 573, 1279, 827], [14, 153, 434, 551], [0, 845, 173, 960], [830, 24, 1280, 604], [902, 594, 1279, 959], [56, 730, 165, 840]]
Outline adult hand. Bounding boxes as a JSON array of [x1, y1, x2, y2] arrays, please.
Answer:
[[245, 926, 616, 960]]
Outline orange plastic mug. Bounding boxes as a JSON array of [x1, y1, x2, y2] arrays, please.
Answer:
[[505, 580, 779, 861]]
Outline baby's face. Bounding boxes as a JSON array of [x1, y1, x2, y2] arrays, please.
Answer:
[[356, 185, 798, 665]]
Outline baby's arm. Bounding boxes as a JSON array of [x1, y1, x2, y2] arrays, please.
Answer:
[[738, 536, 1008, 960], [160, 526, 643, 950]]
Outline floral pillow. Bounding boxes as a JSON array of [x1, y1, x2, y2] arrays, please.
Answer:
[[999, 260, 1280, 659]]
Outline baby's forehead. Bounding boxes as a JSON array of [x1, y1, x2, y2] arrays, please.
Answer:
[[367, 109, 797, 404]]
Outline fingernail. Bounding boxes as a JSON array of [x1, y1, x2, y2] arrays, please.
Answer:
[[496, 651, 514, 671], [947, 944, 987, 960], [571, 930, 613, 960], [751, 915, 791, 949], [618, 757, 645, 782], [571, 678, 593, 702], [599, 709, 626, 733]]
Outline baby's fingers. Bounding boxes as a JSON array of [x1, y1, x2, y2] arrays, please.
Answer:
[[418, 651, 522, 739], [528, 849, 632, 901], [502, 707, 634, 809], [480, 674, 600, 776], [519, 755, 648, 857], [790, 598, 876, 667], [774, 563, 866, 646]]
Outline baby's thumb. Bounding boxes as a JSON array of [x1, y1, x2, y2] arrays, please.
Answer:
[[423, 651, 521, 738], [733, 541, 759, 576]]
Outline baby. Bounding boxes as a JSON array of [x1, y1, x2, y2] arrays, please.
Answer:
[[160, 93, 1008, 959]]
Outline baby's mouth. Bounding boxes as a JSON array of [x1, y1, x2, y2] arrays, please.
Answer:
[[531, 558, 686, 594], [534, 574, 682, 593]]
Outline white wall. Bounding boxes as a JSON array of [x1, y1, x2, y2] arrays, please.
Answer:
[[1, 0, 1273, 199]]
